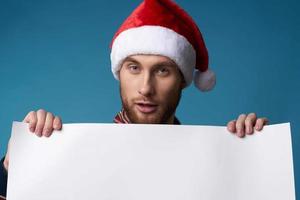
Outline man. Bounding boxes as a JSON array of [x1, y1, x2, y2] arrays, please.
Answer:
[[0, 0, 268, 199]]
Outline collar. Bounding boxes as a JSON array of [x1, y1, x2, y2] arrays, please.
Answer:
[[114, 109, 180, 125]]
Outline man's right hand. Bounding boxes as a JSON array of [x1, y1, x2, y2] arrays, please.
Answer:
[[3, 109, 62, 171]]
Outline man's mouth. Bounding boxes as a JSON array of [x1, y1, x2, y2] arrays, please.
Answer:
[[135, 101, 158, 114]]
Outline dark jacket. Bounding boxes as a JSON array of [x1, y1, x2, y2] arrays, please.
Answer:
[[0, 157, 7, 199]]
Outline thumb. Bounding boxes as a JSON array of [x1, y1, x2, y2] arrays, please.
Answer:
[[3, 139, 10, 171]]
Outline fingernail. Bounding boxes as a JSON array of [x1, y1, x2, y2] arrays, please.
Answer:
[[29, 127, 35, 132], [240, 130, 244, 137], [248, 127, 252, 134], [237, 129, 242, 137], [256, 125, 261, 131], [35, 129, 42, 135], [36, 132, 42, 137]]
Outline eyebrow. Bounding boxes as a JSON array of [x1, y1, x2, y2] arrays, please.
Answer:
[[154, 61, 177, 68], [123, 57, 141, 65], [123, 57, 177, 68]]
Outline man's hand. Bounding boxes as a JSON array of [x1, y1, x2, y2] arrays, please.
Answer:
[[3, 109, 62, 171], [227, 113, 268, 138], [23, 109, 62, 137]]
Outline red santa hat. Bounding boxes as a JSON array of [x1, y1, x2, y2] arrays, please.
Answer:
[[110, 0, 216, 91]]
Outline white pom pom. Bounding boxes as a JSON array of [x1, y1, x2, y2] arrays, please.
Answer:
[[193, 69, 216, 92]]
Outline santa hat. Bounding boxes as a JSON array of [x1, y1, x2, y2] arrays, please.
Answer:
[[110, 0, 216, 91]]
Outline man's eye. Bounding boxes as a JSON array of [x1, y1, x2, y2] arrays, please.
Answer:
[[128, 65, 140, 73], [157, 67, 169, 76]]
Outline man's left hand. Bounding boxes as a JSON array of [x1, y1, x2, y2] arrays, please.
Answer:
[[227, 113, 269, 138]]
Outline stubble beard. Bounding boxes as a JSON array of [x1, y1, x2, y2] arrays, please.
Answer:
[[120, 86, 182, 124]]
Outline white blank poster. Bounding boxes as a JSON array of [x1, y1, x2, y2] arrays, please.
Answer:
[[7, 122, 295, 200]]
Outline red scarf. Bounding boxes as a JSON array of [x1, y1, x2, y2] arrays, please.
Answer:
[[114, 109, 180, 124], [114, 109, 131, 124]]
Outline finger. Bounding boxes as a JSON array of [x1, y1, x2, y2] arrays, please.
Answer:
[[4, 139, 11, 171], [53, 116, 62, 130], [255, 118, 269, 131], [244, 113, 256, 135], [236, 114, 247, 138], [227, 120, 237, 133], [43, 112, 54, 137], [35, 109, 47, 137], [23, 111, 37, 133]]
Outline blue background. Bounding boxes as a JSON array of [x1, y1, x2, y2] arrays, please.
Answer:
[[0, 0, 299, 196]]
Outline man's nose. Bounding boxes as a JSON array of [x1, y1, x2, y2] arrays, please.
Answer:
[[138, 73, 155, 97]]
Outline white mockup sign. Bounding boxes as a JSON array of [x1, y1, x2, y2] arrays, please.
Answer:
[[7, 122, 295, 200]]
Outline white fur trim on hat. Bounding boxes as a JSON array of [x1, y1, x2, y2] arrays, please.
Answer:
[[194, 69, 216, 91], [110, 25, 196, 86]]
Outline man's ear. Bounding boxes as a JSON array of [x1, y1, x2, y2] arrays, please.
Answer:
[[118, 64, 125, 80], [180, 80, 185, 89], [179, 71, 186, 89]]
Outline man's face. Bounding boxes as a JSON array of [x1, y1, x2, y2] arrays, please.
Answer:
[[119, 54, 184, 124]]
